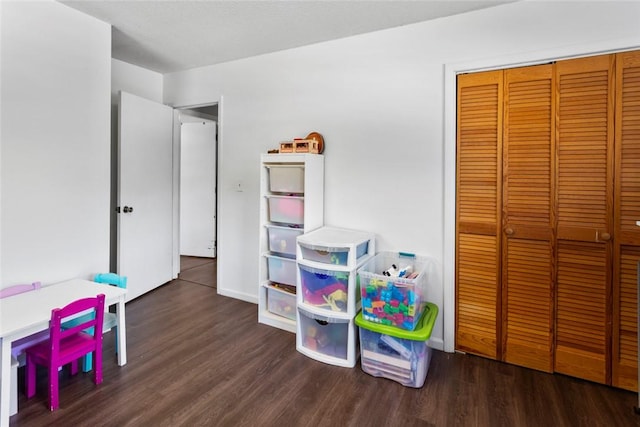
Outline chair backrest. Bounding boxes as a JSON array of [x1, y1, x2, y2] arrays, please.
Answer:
[[94, 273, 127, 289], [50, 294, 106, 357], [0, 282, 42, 298]]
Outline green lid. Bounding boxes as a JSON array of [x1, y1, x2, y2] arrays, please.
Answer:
[[355, 302, 438, 341]]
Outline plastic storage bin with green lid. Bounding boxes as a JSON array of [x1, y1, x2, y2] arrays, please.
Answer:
[[355, 302, 438, 388]]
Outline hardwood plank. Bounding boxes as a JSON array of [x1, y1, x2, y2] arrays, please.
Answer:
[[178, 256, 217, 288]]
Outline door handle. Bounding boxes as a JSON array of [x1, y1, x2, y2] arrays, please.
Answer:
[[505, 227, 514, 236], [596, 231, 611, 241]]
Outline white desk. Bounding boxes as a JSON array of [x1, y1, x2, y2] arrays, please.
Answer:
[[0, 279, 127, 425]]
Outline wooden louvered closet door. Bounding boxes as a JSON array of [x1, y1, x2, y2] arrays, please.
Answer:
[[612, 50, 640, 390], [457, 51, 639, 389], [456, 70, 503, 359], [554, 55, 614, 384], [502, 65, 554, 372]]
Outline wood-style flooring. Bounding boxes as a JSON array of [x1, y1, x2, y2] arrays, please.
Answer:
[[9, 256, 640, 426]]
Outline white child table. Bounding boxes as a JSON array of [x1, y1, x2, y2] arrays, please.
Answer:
[[0, 279, 127, 425]]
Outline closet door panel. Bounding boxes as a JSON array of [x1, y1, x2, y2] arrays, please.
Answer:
[[502, 65, 554, 372], [612, 50, 640, 390], [456, 71, 503, 358], [555, 55, 614, 384], [457, 234, 499, 357], [555, 241, 608, 383], [504, 239, 553, 371], [556, 55, 614, 241], [613, 247, 640, 390]]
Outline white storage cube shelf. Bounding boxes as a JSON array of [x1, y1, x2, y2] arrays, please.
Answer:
[[266, 284, 296, 321], [266, 164, 305, 194], [265, 254, 297, 286], [296, 306, 358, 368], [258, 154, 324, 333], [266, 195, 305, 225], [266, 224, 302, 258]]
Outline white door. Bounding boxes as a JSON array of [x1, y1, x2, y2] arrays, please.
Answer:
[[118, 91, 174, 301], [180, 120, 217, 257]]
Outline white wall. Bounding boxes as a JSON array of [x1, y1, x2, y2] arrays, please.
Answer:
[[163, 1, 640, 350], [112, 59, 163, 106], [1, 0, 111, 285]]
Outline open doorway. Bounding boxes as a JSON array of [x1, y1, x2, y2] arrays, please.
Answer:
[[176, 104, 218, 279]]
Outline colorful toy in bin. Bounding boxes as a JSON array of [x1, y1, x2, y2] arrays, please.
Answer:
[[302, 282, 348, 312], [358, 252, 429, 331], [299, 263, 353, 313], [361, 278, 419, 329], [305, 324, 331, 350], [356, 302, 438, 388]]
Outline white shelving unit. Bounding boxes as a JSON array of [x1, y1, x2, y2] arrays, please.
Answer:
[[258, 153, 324, 333]]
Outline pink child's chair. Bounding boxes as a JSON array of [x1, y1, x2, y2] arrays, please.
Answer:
[[25, 294, 105, 411]]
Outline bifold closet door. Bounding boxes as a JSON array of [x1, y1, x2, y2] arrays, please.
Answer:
[[554, 54, 615, 384], [501, 64, 554, 372], [612, 50, 640, 391], [457, 50, 640, 390], [456, 70, 503, 359]]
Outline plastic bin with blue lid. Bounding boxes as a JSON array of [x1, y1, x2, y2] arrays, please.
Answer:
[[355, 302, 438, 388]]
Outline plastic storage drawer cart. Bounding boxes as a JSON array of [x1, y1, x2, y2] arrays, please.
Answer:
[[298, 263, 356, 314], [297, 306, 358, 368], [297, 226, 374, 268], [296, 226, 375, 318], [355, 302, 438, 388], [358, 252, 430, 331]]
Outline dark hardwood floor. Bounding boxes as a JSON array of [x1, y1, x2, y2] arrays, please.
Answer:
[[10, 256, 640, 426], [177, 256, 217, 288]]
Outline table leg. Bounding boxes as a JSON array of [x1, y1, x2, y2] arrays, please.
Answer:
[[116, 297, 127, 366], [1, 338, 12, 427]]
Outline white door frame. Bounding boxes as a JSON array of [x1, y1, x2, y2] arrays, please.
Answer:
[[179, 119, 217, 258], [171, 97, 223, 278]]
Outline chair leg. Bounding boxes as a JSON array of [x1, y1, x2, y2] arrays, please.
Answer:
[[70, 359, 79, 376], [26, 355, 36, 399], [82, 353, 93, 372], [49, 364, 59, 411], [94, 347, 103, 385]]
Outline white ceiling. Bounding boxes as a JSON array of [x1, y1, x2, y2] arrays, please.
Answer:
[[60, 0, 515, 74]]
